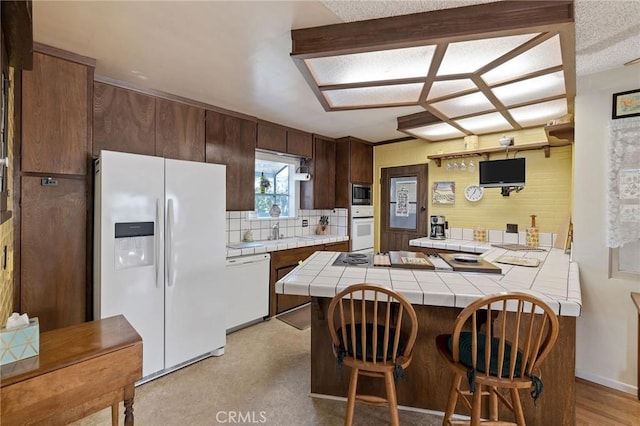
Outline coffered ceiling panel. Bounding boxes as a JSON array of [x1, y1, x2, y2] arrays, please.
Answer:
[[292, 0, 577, 141]]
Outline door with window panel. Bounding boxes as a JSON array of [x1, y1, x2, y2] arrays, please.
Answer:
[[380, 165, 429, 252]]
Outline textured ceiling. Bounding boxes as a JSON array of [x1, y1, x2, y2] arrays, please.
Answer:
[[323, 0, 640, 78], [31, 1, 640, 143]]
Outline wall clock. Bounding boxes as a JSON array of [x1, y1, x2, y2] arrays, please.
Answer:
[[464, 185, 484, 202]]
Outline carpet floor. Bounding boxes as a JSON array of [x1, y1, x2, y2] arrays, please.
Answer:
[[72, 318, 444, 425]]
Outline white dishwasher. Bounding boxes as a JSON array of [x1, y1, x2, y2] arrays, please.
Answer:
[[225, 253, 271, 332]]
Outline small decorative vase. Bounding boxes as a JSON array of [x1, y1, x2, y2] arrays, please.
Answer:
[[269, 204, 281, 218]]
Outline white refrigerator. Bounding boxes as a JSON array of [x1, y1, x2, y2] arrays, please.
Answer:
[[94, 150, 226, 380]]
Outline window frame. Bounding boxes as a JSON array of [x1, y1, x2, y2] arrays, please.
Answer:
[[254, 151, 298, 219]]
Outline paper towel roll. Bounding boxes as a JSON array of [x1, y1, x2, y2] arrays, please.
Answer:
[[294, 172, 311, 181]]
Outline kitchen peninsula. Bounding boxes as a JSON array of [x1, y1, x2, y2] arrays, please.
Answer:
[[275, 246, 581, 425]]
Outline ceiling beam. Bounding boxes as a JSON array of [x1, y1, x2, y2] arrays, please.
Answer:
[[291, 1, 574, 58]]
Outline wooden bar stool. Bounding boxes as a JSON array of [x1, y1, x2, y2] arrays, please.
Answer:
[[436, 293, 559, 425], [327, 283, 418, 426]]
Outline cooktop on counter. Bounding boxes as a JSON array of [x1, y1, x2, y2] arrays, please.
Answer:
[[332, 252, 373, 267]]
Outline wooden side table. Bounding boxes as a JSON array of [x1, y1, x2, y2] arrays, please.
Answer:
[[1, 315, 143, 425], [632, 292, 640, 400]]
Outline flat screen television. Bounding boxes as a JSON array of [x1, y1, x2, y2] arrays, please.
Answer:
[[479, 158, 525, 187]]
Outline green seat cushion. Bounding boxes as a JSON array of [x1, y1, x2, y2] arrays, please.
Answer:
[[448, 331, 523, 378], [337, 323, 406, 362]]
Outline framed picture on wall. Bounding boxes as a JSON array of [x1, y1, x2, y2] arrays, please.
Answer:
[[432, 181, 455, 204], [612, 89, 640, 119]]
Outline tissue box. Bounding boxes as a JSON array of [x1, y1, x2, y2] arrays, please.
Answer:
[[0, 318, 39, 365]]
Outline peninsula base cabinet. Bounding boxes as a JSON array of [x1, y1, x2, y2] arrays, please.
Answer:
[[269, 242, 349, 317]]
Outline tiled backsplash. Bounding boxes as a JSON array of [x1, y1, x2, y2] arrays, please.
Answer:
[[226, 209, 348, 243], [446, 227, 556, 247]]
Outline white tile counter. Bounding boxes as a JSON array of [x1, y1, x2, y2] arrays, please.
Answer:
[[409, 236, 492, 253], [225, 235, 349, 258], [276, 246, 582, 317]]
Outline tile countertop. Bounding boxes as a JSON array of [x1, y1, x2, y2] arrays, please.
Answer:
[[275, 246, 582, 317], [225, 235, 349, 258], [409, 236, 492, 253]]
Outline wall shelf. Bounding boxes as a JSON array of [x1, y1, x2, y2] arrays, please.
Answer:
[[545, 122, 574, 145], [427, 141, 568, 167]]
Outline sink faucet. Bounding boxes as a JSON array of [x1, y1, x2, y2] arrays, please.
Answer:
[[271, 222, 280, 240]]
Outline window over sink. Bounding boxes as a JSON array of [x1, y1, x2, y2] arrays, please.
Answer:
[[255, 151, 297, 218]]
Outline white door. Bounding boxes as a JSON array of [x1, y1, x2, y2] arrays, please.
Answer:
[[95, 151, 165, 378], [164, 159, 226, 368]]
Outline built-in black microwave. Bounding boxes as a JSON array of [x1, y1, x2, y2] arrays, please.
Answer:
[[352, 184, 372, 205]]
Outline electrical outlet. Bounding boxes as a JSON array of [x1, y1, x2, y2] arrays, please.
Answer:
[[506, 224, 518, 233], [302, 219, 308, 227]]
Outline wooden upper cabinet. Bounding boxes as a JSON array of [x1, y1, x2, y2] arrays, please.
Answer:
[[350, 139, 373, 184], [300, 135, 336, 210], [155, 99, 205, 162], [286, 129, 313, 158], [93, 82, 156, 157], [205, 110, 257, 211], [335, 137, 374, 207], [256, 121, 286, 152], [257, 121, 313, 158], [22, 52, 91, 175]]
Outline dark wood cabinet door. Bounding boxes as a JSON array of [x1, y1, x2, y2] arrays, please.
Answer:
[[22, 52, 90, 175], [286, 129, 313, 158], [256, 122, 286, 152], [155, 99, 205, 162], [205, 110, 256, 211], [93, 82, 155, 156], [21, 176, 87, 332], [301, 136, 336, 210], [350, 140, 373, 184], [334, 140, 350, 208]]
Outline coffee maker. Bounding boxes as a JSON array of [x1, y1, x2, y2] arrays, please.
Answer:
[[430, 215, 446, 240]]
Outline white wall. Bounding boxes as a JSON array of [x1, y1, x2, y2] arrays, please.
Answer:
[[574, 63, 640, 394]]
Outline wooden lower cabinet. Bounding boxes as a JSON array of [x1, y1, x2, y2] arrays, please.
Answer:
[[269, 242, 349, 316], [20, 175, 87, 332]]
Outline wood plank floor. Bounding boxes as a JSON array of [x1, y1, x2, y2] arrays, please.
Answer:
[[576, 378, 640, 425]]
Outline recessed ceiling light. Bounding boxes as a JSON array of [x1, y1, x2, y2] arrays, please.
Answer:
[[323, 83, 424, 108], [305, 46, 435, 86], [437, 33, 538, 76], [482, 35, 563, 85], [404, 123, 465, 141], [431, 91, 494, 118], [492, 71, 565, 106], [427, 79, 476, 101], [509, 99, 567, 127], [455, 112, 511, 134]]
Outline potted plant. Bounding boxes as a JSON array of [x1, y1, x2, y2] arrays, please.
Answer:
[[259, 172, 271, 194]]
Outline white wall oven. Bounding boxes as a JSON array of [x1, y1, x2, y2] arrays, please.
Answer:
[[350, 205, 374, 253]]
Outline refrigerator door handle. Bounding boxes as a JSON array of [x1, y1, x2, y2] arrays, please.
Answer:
[[155, 198, 161, 288], [167, 198, 175, 287]]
